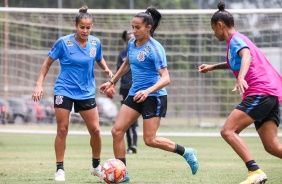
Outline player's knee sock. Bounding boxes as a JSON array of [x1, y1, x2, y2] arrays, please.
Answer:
[[92, 158, 100, 168], [173, 144, 185, 156]]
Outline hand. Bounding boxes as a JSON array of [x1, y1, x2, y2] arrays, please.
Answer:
[[104, 69, 114, 78], [99, 81, 113, 94], [232, 78, 249, 94], [198, 64, 213, 73], [133, 90, 149, 103], [32, 84, 44, 102], [106, 84, 115, 99]]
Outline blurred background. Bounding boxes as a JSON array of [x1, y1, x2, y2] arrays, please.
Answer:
[[0, 0, 281, 127]]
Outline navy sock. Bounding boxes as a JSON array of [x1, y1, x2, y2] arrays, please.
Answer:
[[56, 161, 64, 171], [246, 160, 259, 171], [117, 158, 126, 166], [92, 158, 100, 168], [174, 144, 185, 156]]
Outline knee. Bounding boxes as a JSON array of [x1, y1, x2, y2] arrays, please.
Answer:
[[89, 127, 100, 136], [264, 144, 276, 155], [57, 126, 68, 138], [220, 127, 234, 140], [143, 137, 155, 147], [111, 127, 124, 139]]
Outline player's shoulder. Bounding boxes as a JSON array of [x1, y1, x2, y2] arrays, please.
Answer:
[[88, 35, 101, 46], [148, 37, 165, 52]]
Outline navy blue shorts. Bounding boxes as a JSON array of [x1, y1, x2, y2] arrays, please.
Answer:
[[236, 95, 280, 130], [54, 95, 96, 113], [123, 95, 167, 119]]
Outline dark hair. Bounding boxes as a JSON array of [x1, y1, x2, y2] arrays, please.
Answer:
[[122, 30, 133, 42], [211, 2, 234, 27], [134, 6, 162, 37], [75, 6, 92, 25]]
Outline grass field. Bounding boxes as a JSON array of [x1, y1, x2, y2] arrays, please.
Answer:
[[0, 125, 282, 184]]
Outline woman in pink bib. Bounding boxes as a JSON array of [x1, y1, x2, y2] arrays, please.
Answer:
[[198, 2, 282, 184]]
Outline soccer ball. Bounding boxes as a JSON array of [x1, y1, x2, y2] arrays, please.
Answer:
[[101, 158, 127, 184]]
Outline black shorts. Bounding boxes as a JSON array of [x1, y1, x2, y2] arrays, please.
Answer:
[[54, 95, 97, 113], [236, 95, 280, 130], [119, 88, 130, 104], [123, 95, 167, 119]]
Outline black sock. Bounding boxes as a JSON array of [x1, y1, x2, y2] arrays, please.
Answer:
[[117, 158, 126, 166], [92, 158, 100, 168], [56, 162, 64, 171], [246, 160, 259, 171], [173, 144, 185, 156]]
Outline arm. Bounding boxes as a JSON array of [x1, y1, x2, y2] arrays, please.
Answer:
[[133, 67, 170, 103], [99, 57, 130, 94], [198, 62, 229, 73], [32, 56, 55, 102], [96, 58, 114, 77], [232, 48, 251, 94]]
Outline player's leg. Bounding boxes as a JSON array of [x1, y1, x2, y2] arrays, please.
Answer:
[[112, 103, 140, 182], [54, 108, 70, 181], [130, 120, 138, 153], [221, 109, 255, 162], [142, 96, 198, 174], [77, 98, 102, 179], [53, 96, 73, 181], [125, 127, 132, 153]]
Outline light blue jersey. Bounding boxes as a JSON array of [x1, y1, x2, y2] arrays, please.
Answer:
[[48, 34, 102, 99], [127, 37, 167, 96]]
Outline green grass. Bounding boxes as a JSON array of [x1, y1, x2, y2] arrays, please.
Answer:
[[0, 130, 282, 183]]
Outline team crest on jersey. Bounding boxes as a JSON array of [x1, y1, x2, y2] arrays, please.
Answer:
[[89, 47, 96, 58], [145, 46, 151, 52], [137, 51, 146, 62], [90, 39, 97, 45], [66, 41, 74, 46], [55, 96, 63, 105]]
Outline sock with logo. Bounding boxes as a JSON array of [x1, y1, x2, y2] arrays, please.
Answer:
[[246, 160, 259, 171], [92, 158, 100, 168], [173, 144, 185, 156], [56, 161, 64, 171]]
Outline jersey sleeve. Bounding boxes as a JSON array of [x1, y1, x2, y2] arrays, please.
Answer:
[[152, 44, 167, 70], [95, 39, 103, 61], [48, 38, 63, 60], [230, 36, 249, 55]]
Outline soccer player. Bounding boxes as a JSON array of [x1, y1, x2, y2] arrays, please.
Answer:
[[107, 30, 139, 154], [100, 6, 199, 181], [32, 6, 112, 181], [198, 2, 282, 184]]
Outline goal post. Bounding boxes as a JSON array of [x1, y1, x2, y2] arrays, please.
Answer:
[[0, 8, 281, 125]]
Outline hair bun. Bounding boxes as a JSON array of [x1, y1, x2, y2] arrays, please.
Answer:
[[217, 1, 225, 11], [79, 6, 88, 13]]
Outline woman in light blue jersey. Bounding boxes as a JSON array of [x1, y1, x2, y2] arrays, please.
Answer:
[[99, 6, 199, 181], [32, 6, 112, 182]]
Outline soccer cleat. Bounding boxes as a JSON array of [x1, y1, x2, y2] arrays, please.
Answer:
[[130, 145, 137, 154], [123, 171, 130, 182], [183, 148, 199, 175], [54, 169, 65, 181], [239, 169, 267, 184], [90, 165, 103, 180]]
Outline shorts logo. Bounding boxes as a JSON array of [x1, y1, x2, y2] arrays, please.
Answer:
[[89, 47, 96, 58], [137, 51, 146, 62], [55, 95, 63, 105], [66, 40, 74, 46]]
